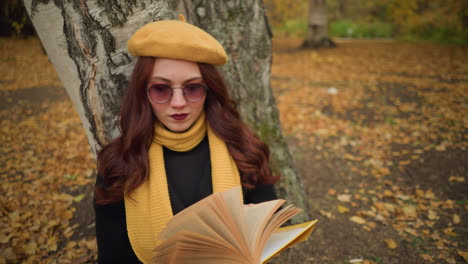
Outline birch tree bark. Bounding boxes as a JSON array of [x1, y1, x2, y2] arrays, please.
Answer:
[[302, 0, 336, 48], [24, 0, 308, 223]]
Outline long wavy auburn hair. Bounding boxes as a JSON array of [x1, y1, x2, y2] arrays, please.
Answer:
[[95, 57, 279, 204]]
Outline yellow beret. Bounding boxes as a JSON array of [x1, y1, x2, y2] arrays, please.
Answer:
[[127, 15, 228, 65]]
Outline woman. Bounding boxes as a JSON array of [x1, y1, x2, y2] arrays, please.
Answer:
[[94, 15, 278, 263]]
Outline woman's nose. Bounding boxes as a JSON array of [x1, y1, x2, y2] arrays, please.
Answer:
[[169, 88, 187, 108]]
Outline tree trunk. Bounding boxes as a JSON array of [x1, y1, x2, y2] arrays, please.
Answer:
[[23, 0, 309, 223], [302, 0, 336, 48]]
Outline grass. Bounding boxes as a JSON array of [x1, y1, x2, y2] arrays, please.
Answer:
[[272, 18, 308, 38], [272, 19, 393, 39], [399, 26, 468, 45], [329, 20, 393, 39], [272, 18, 468, 44]]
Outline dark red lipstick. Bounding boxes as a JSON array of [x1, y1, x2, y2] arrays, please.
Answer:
[[170, 113, 188, 120]]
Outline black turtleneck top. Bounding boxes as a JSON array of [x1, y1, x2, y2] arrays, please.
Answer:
[[94, 136, 277, 263]]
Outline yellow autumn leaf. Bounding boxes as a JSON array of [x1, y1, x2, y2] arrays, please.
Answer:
[[23, 242, 37, 256], [442, 227, 457, 236], [319, 210, 334, 219], [401, 205, 417, 218], [427, 210, 438, 220], [47, 237, 58, 252], [337, 194, 352, 203], [384, 238, 398, 249], [453, 214, 461, 224], [383, 203, 396, 213], [399, 160, 411, 165], [421, 229, 430, 235], [383, 190, 394, 197], [337, 205, 350, 213], [457, 250, 468, 262], [8, 211, 20, 222], [424, 189, 436, 199], [448, 176, 464, 183], [73, 193, 86, 202], [0, 234, 11, 244], [350, 216, 366, 225]]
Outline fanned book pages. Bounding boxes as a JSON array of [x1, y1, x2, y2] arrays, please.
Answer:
[[151, 186, 318, 264]]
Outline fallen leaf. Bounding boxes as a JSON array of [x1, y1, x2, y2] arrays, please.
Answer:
[[47, 237, 58, 252], [1, 248, 13, 259], [448, 176, 464, 183], [73, 194, 86, 202], [399, 160, 411, 165], [0, 234, 11, 244], [337, 194, 352, 203], [442, 227, 457, 236], [401, 205, 418, 218], [328, 188, 337, 195], [23, 242, 37, 256], [420, 254, 434, 261], [319, 210, 334, 219], [383, 190, 394, 197], [424, 189, 436, 199], [384, 202, 397, 213], [350, 216, 366, 225], [457, 250, 468, 262], [427, 210, 438, 220], [8, 211, 20, 222], [384, 238, 398, 249], [435, 144, 446, 151], [337, 205, 350, 213], [453, 214, 460, 224], [404, 228, 419, 236]]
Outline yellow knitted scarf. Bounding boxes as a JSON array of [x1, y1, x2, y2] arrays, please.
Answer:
[[124, 112, 241, 263]]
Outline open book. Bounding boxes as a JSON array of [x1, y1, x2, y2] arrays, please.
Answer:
[[152, 186, 317, 264]]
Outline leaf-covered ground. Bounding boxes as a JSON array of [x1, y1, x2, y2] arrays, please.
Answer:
[[271, 38, 467, 264], [0, 37, 467, 263], [0, 38, 97, 263]]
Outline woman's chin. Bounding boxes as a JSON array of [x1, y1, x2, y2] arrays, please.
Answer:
[[164, 122, 191, 133]]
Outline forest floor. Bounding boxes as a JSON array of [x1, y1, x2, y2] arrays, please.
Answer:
[[0, 37, 467, 264]]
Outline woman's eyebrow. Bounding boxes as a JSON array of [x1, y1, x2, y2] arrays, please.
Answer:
[[148, 76, 203, 83]]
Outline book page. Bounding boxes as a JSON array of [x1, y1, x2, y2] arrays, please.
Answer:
[[158, 186, 247, 255], [243, 199, 285, 250], [201, 196, 246, 252], [260, 220, 318, 263], [255, 205, 302, 257], [218, 186, 247, 242], [158, 212, 236, 252], [153, 230, 245, 263]]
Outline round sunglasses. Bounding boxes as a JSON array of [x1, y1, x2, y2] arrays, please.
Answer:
[[146, 83, 207, 104]]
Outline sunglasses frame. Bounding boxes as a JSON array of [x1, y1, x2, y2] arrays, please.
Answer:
[[146, 83, 208, 104]]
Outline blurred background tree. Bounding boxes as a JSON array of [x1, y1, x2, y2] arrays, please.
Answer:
[[3, 0, 466, 44], [302, 0, 336, 48], [264, 0, 468, 44]]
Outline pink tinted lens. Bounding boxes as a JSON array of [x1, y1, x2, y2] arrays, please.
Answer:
[[184, 83, 206, 101], [148, 84, 172, 102]]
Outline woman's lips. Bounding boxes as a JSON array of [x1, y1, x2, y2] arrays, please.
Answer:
[[170, 113, 188, 121]]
